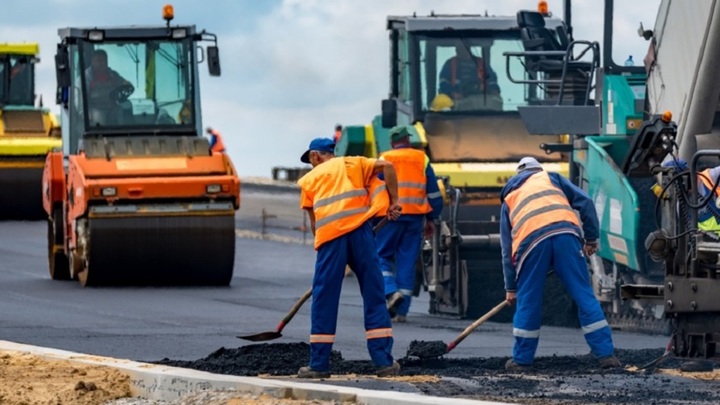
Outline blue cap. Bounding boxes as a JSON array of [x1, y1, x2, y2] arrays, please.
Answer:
[[301, 137, 336, 164], [663, 158, 688, 171]]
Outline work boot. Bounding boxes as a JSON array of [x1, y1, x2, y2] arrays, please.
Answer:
[[505, 359, 531, 371], [392, 315, 407, 323], [598, 355, 622, 369], [297, 366, 331, 379], [386, 292, 404, 317], [376, 361, 401, 377]]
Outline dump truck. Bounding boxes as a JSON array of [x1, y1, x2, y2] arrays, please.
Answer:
[[43, 5, 240, 286], [336, 5, 584, 324], [511, 0, 720, 351], [0, 43, 61, 219]]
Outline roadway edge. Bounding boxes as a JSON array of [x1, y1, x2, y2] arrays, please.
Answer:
[[0, 340, 516, 405]]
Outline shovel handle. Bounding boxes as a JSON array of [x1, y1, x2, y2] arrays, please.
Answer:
[[447, 300, 509, 352], [276, 287, 313, 332], [275, 213, 394, 333]]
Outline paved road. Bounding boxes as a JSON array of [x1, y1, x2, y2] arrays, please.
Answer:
[[0, 185, 669, 366]]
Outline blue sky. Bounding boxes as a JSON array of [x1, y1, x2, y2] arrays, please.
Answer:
[[1, 0, 660, 177]]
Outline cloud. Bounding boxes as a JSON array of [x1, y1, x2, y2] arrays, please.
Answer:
[[1, 0, 660, 178]]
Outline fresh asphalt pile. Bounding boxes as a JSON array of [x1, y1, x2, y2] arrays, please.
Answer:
[[154, 342, 720, 404]]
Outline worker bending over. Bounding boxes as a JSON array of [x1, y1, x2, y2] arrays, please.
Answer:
[[296, 137, 402, 378], [376, 126, 443, 322], [500, 157, 621, 370]]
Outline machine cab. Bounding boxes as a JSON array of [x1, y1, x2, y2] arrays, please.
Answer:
[[54, 23, 221, 156], [0, 43, 38, 107], [381, 14, 569, 164]]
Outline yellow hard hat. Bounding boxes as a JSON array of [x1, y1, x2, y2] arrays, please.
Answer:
[[430, 93, 454, 111]]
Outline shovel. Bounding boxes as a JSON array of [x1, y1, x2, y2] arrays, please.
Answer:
[[237, 287, 313, 342], [237, 215, 393, 342], [407, 300, 510, 359]]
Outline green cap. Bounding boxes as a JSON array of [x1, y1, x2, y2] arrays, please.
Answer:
[[389, 125, 411, 142]]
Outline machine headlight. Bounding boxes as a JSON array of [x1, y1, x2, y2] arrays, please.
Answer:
[[206, 184, 221, 193], [101, 187, 117, 197], [171, 28, 187, 39], [88, 30, 105, 42]]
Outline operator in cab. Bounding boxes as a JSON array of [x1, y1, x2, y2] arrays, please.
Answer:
[[437, 44, 503, 111], [84, 49, 134, 126]]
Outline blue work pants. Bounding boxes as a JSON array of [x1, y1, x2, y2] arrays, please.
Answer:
[[376, 216, 424, 316], [310, 221, 394, 371], [512, 233, 614, 365]]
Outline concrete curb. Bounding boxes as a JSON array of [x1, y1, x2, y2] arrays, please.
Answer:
[[0, 340, 517, 405]]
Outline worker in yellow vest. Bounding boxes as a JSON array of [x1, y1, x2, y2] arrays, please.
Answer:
[[296, 137, 402, 379]]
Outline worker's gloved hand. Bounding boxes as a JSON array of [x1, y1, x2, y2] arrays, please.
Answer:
[[505, 291, 517, 306], [387, 204, 402, 221], [423, 220, 436, 238], [583, 240, 599, 257]]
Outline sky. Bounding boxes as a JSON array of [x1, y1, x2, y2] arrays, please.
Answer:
[[0, 0, 661, 178]]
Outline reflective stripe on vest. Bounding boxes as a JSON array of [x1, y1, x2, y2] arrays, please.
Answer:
[[504, 171, 580, 257], [450, 57, 486, 90], [378, 148, 431, 215], [298, 157, 388, 249]]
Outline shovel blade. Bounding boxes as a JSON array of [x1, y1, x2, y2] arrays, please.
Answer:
[[406, 340, 449, 359], [236, 331, 283, 342]]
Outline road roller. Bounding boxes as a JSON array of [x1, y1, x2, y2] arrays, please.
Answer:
[[42, 5, 240, 286], [0, 42, 61, 219]]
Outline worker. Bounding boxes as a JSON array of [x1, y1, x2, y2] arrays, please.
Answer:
[[500, 157, 621, 370], [333, 124, 343, 143], [296, 137, 403, 378], [206, 127, 226, 153], [657, 158, 720, 233], [84, 49, 133, 125], [438, 43, 502, 111], [376, 126, 443, 322]]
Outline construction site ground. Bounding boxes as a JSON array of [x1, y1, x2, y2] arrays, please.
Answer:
[[1, 179, 719, 404]]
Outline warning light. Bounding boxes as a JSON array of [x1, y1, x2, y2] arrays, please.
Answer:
[[538, 1, 550, 16], [163, 4, 174, 22], [661, 110, 672, 123]]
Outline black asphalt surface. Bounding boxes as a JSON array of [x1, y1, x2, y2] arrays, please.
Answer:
[[1, 184, 718, 404]]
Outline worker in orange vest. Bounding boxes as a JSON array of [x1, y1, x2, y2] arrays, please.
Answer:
[[206, 127, 226, 153], [333, 124, 342, 143], [500, 157, 620, 371], [296, 137, 402, 379], [375, 126, 443, 322]]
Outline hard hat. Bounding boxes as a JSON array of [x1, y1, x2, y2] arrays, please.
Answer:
[[430, 93, 454, 111]]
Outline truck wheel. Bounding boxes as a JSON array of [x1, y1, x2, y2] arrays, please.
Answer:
[[48, 208, 71, 280]]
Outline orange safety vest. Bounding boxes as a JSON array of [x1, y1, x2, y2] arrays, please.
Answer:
[[698, 169, 720, 197], [298, 157, 389, 249], [504, 171, 580, 257], [210, 130, 226, 153], [377, 148, 431, 215], [450, 57, 486, 91]]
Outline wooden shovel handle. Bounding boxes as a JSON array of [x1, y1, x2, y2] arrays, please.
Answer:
[[277, 287, 313, 332], [448, 300, 509, 350], [277, 214, 393, 332]]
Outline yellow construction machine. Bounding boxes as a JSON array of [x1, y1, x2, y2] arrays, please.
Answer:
[[0, 43, 61, 219]]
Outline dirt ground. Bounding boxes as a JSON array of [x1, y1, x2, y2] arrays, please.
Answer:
[[0, 350, 132, 405]]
